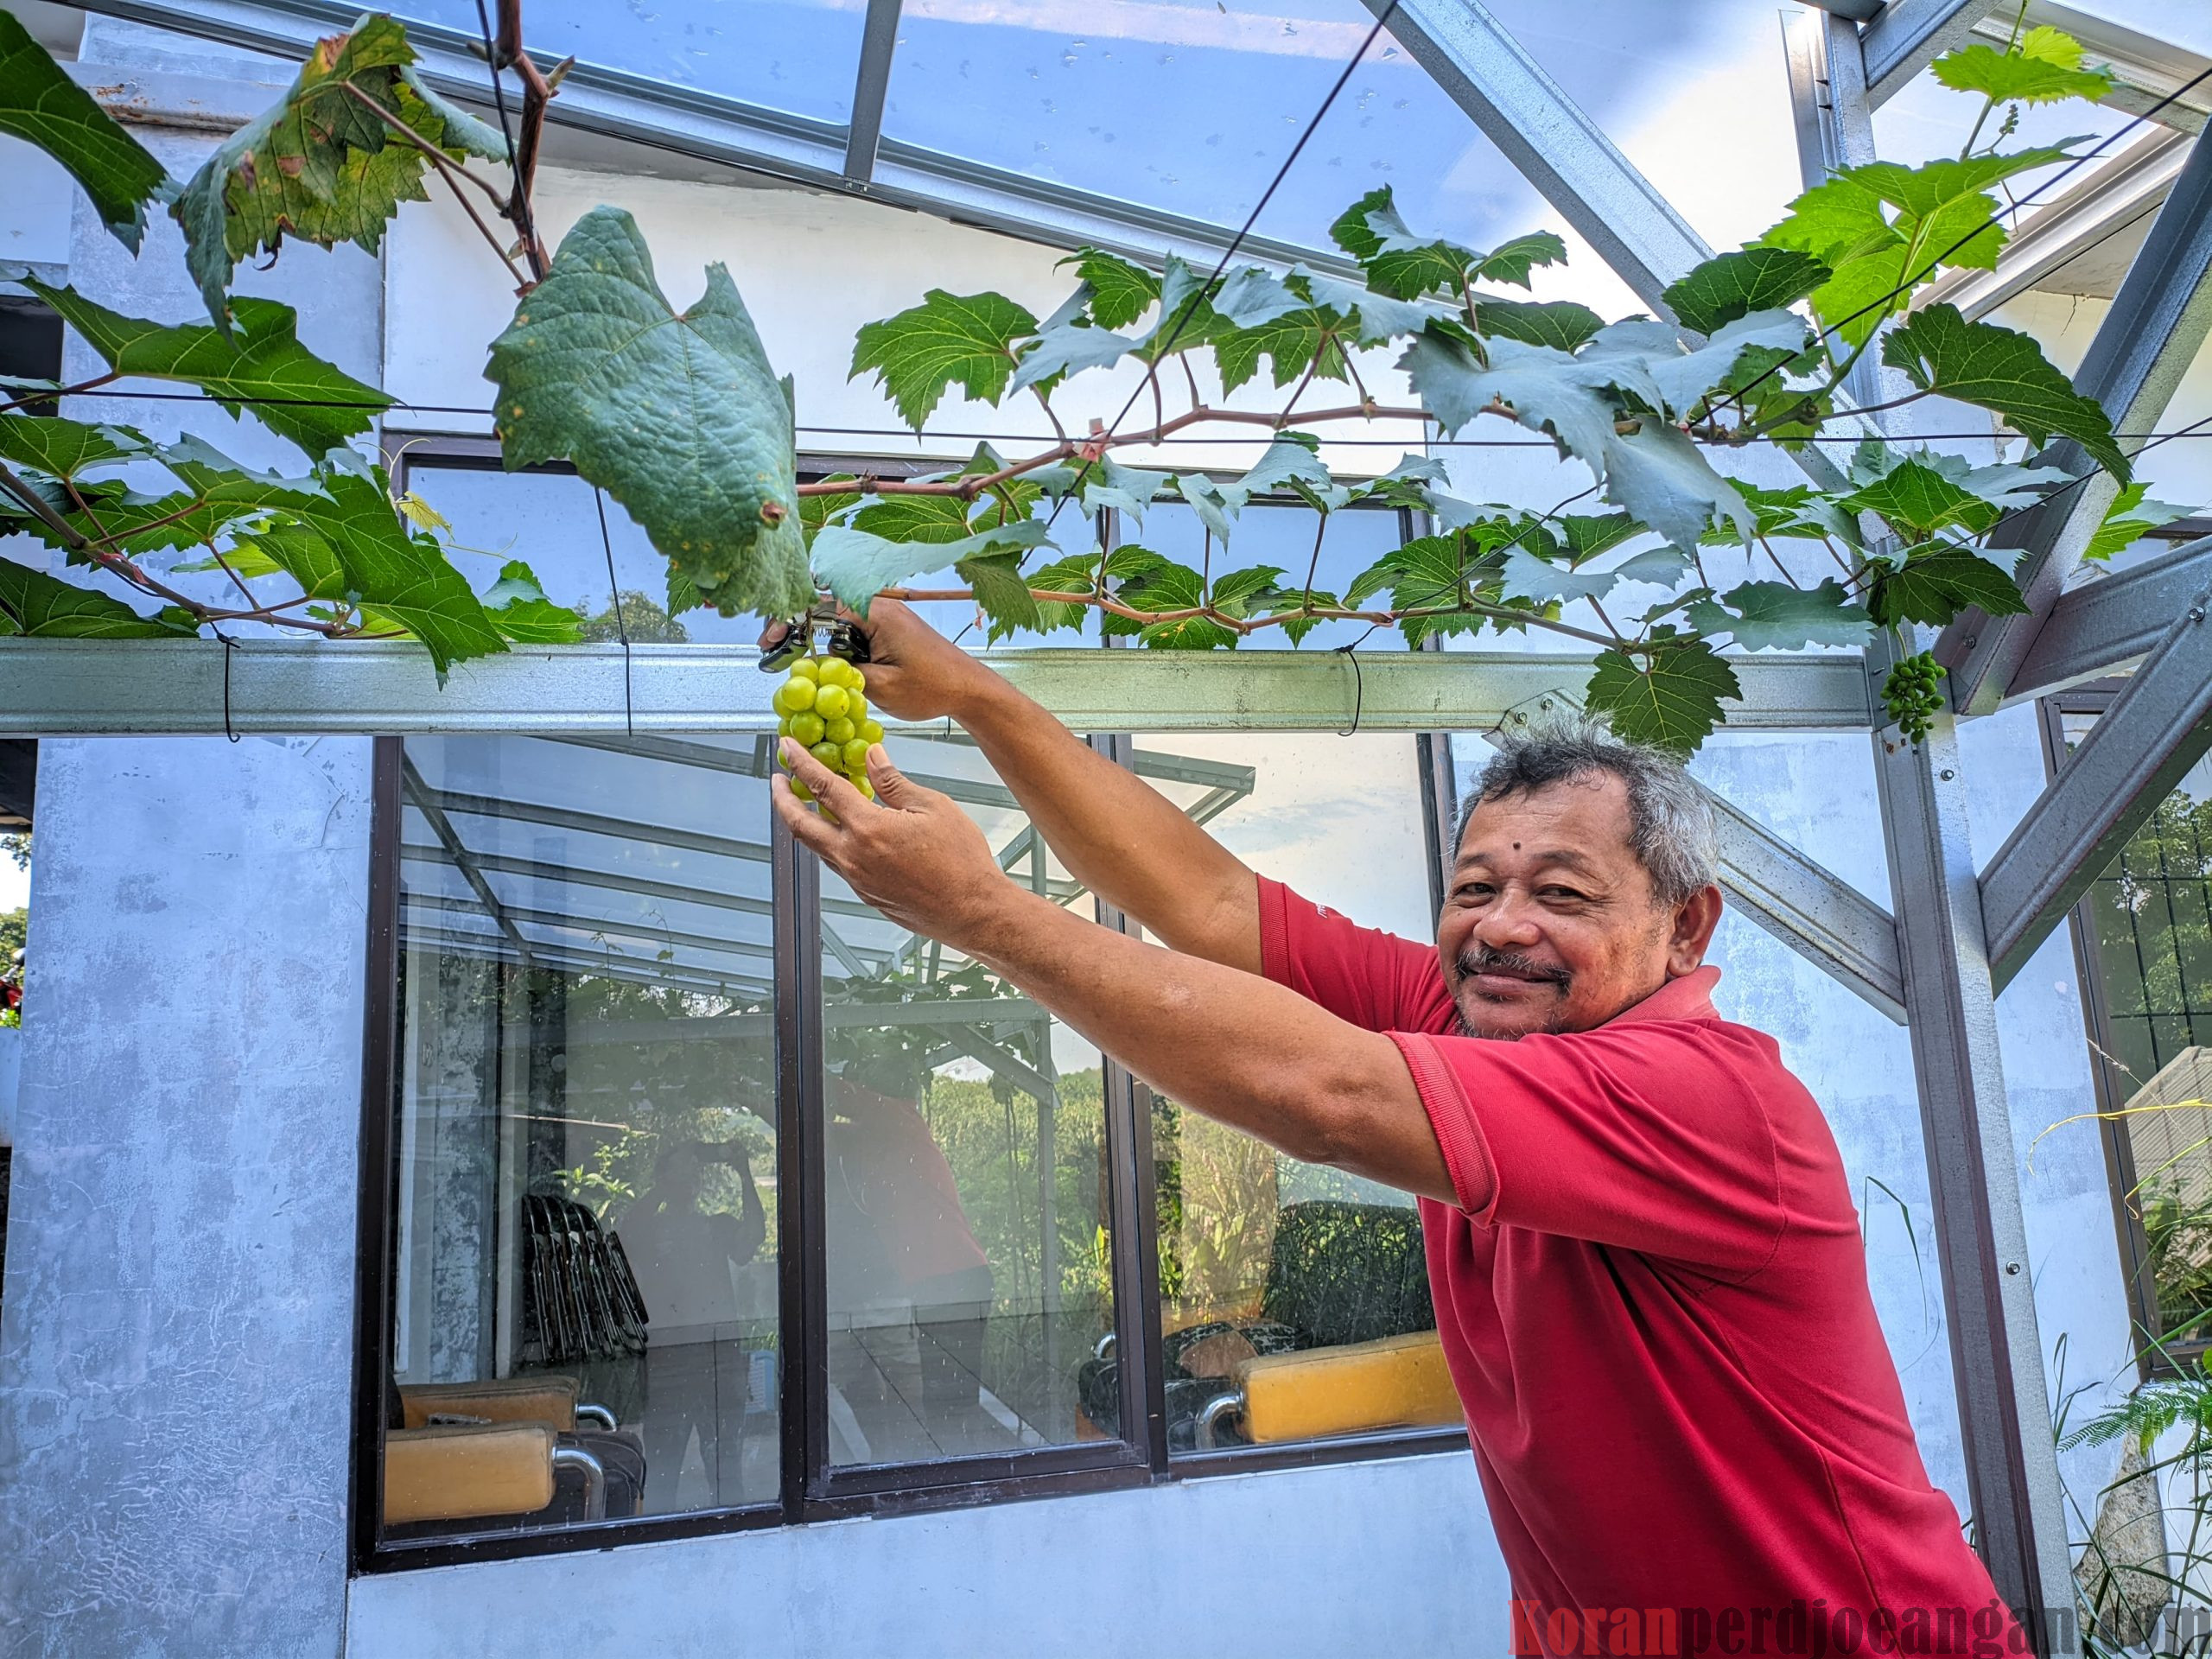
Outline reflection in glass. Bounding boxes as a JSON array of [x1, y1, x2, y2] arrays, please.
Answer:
[[814, 733, 1122, 1462], [385, 734, 782, 1540], [2082, 756, 2212, 1339], [1126, 733, 1449, 1453]]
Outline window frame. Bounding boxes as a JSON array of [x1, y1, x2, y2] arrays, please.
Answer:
[[350, 443, 1469, 1577], [2037, 686, 2188, 1380]]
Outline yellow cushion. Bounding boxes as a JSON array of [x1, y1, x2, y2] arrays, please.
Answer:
[[383, 1424, 556, 1526], [398, 1375, 579, 1432], [1238, 1329, 1464, 1444]]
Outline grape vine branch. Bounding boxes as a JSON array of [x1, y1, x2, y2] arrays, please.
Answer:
[[0, 6, 2193, 747]]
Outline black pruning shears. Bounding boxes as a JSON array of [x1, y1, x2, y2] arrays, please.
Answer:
[[759, 602, 872, 673]]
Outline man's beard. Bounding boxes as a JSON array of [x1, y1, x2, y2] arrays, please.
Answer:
[[1451, 944, 1573, 1039]]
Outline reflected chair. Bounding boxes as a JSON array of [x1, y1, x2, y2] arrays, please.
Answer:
[[1078, 1200, 1465, 1450], [383, 1373, 642, 1532]]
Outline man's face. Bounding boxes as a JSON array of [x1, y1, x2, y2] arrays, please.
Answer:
[[1434, 772, 1716, 1040]]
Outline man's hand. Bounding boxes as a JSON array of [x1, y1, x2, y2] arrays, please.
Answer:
[[759, 598, 999, 724], [772, 736, 1014, 951]]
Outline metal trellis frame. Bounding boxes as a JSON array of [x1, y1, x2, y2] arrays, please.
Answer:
[[1936, 126, 2212, 715]]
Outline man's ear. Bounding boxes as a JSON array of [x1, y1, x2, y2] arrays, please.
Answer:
[[1668, 883, 1724, 976]]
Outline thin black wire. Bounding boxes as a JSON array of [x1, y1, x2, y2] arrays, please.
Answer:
[[29, 385, 2212, 448], [218, 630, 241, 743], [1335, 643, 1363, 736], [1042, 0, 1402, 534], [594, 486, 633, 738]]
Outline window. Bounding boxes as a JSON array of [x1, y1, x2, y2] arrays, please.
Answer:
[[2049, 693, 2212, 1364], [358, 450, 1464, 1569], [1123, 733, 1455, 1458]]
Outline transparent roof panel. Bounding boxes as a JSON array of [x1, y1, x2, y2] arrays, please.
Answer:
[[1489, 0, 1809, 252], [389, 0, 866, 124], [880, 0, 1537, 255]]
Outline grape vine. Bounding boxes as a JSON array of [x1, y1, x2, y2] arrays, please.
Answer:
[[0, 7, 2190, 745]]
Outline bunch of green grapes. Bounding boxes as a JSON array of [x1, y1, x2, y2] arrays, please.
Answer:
[[1882, 651, 1947, 747], [773, 654, 884, 804]]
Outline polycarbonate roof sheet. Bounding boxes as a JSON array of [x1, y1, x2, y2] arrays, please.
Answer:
[[387, 0, 868, 124], [878, 0, 1538, 256]]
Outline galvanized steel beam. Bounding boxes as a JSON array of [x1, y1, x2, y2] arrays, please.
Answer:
[[842, 0, 902, 183], [1862, 0, 2005, 105], [1937, 128, 2212, 715], [2008, 533, 2212, 700], [1707, 790, 1906, 1022], [1784, 5, 1879, 191], [1864, 642, 2077, 1646], [1980, 575, 2212, 992], [70, 0, 1348, 276], [0, 640, 1875, 737], [1357, 0, 1709, 312]]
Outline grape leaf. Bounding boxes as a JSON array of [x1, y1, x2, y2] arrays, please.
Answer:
[[218, 524, 344, 596], [1058, 248, 1159, 331], [811, 518, 1051, 615], [0, 9, 171, 253], [1211, 267, 1307, 330], [23, 276, 389, 460], [1934, 28, 2113, 106], [1290, 265, 1449, 346], [1599, 421, 1755, 551], [1231, 435, 1348, 513], [1008, 313, 1138, 396], [1880, 303, 2127, 481], [1025, 551, 1104, 634], [1173, 474, 1243, 547], [1684, 578, 1872, 651], [289, 461, 507, 676], [0, 557, 195, 637], [10, 435, 329, 560], [1840, 456, 2000, 539], [1633, 310, 1810, 416], [1210, 564, 1288, 613], [2082, 481, 2192, 562], [1714, 480, 1862, 548], [1115, 562, 1237, 650], [480, 559, 585, 643], [487, 206, 813, 620], [852, 491, 974, 544], [0, 413, 144, 480], [1473, 298, 1605, 353], [1330, 186, 1564, 300], [1401, 331, 1620, 459], [959, 550, 1041, 639], [1084, 454, 1173, 525], [801, 474, 862, 544], [1344, 528, 1515, 644], [170, 13, 508, 330], [1661, 249, 1829, 336], [1866, 542, 2028, 626], [851, 288, 1039, 428], [1761, 149, 2069, 348], [1553, 513, 1647, 560], [1585, 641, 1741, 753], [1212, 304, 1348, 394]]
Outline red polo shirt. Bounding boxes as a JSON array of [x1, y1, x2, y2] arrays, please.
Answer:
[[1258, 878, 2018, 1656]]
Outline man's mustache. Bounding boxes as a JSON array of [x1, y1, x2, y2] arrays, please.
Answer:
[[1455, 945, 1572, 988]]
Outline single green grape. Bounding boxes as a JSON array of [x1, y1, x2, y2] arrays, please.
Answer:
[[842, 738, 871, 772], [813, 683, 851, 722], [790, 776, 814, 803], [787, 656, 819, 682], [809, 741, 843, 769], [817, 658, 854, 690], [776, 677, 817, 715], [860, 719, 885, 746], [789, 710, 827, 748], [847, 690, 868, 723]]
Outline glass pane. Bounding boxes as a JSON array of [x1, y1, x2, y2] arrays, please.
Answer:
[[1488, 0, 1807, 251], [402, 461, 764, 645], [1134, 499, 1408, 652], [2079, 771, 2212, 1341], [1132, 731, 1445, 1454], [386, 0, 866, 124], [881, 0, 1537, 256], [814, 730, 1117, 1464], [385, 734, 781, 1541]]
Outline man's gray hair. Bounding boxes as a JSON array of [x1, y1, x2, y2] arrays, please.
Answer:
[[1456, 715, 1718, 909]]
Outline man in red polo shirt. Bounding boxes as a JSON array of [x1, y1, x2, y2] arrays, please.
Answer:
[[766, 600, 2024, 1656]]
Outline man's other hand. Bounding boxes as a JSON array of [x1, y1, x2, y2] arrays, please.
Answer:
[[772, 736, 1011, 950], [758, 598, 996, 724]]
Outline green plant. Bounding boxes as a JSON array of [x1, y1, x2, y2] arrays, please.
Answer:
[[0, 8, 2179, 749]]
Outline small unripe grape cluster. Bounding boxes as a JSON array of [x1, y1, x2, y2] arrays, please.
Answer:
[[1882, 651, 1947, 747], [773, 653, 883, 804]]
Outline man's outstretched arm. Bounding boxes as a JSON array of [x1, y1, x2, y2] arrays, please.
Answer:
[[770, 601, 1262, 974], [772, 739, 1458, 1205]]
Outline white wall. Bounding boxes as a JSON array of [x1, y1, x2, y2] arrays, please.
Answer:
[[345, 1449, 1506, 1659]]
